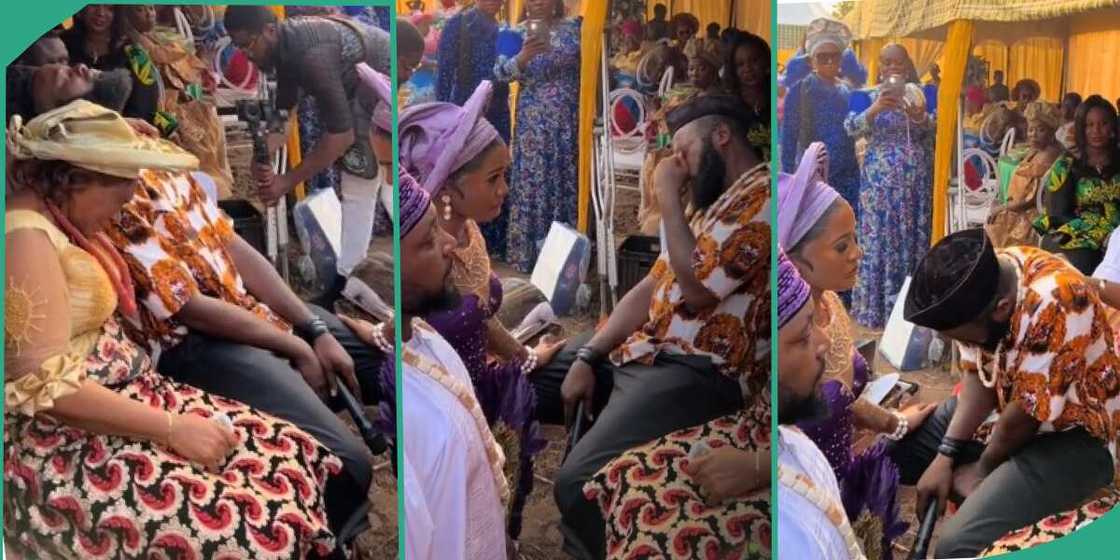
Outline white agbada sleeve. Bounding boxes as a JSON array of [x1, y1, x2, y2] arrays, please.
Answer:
[[403, 369, 470, 560], [778, 426, 855, 560]]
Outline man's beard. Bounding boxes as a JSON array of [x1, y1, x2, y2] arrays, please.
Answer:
[[82, 68, 132, 113], [978, 316, 1012, 353], [691, 138, 728, 209], [778, 385, 830, 425], [405, 274, 462, 317]]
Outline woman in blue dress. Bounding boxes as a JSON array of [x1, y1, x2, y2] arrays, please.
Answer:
[[781, 18, 866, 221], [437, 0, 512, 253], [495, 0, 582, 272], [845, 43, 935, 328]]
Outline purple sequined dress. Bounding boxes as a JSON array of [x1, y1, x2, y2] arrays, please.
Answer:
[[796, 352, 907, 559], [425, 274, 544, 539]]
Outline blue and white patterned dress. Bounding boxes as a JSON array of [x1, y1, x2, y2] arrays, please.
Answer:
[[495, 18, 582, 272], [845, 87, 935, 329], [782, 52, 866, 222]]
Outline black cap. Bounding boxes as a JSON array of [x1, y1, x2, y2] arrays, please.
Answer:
[[904, 228, 1000, 331]]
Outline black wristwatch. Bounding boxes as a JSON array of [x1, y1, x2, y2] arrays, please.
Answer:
[[295, 317, 332, 344], [575, 345, 605, 368], [937, 436, 965, 464]]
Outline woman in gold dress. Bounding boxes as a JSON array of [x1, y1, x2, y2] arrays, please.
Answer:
[[4, 101, 345, 559], [986, 102, 1063, 248]]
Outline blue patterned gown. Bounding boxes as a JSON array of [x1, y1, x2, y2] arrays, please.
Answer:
[[845, 88, 935, 329], [495, 18, 582, 272], [437, 7, 514, 253], [782, 53, 866, 222]]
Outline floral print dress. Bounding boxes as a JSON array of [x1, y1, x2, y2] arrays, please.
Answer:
[[1033, 153, 1120, 259], [494, 18, 582, 272], [845, 88, 935, 329], [4, 211, 342, 559]]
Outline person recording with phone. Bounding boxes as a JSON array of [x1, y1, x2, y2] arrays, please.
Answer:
[[844, 43, 934, 330]]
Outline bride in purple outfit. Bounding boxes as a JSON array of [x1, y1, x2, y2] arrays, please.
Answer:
[[396, 78, 566, 539], [779, 142, 941, 559]]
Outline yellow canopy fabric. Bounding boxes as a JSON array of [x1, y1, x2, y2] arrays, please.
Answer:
[[845, 0, 1120, 40], [1067, 9, 1120, 103], [576, 0, 609, 233], [734, 0, 771, 42], [646, 0, 734, 31], [931, 20, 975, 243], [972, 39, 1008, 77], [1007, 37, 1064, 102]]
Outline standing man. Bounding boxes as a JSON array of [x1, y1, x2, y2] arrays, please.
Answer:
[[646, 3, 671, 42], [988, 69, 1010, 102], [223, 6, 391, 304], [893, 229, 1118, 558]]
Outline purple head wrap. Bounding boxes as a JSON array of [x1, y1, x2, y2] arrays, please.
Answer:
[[356, 63, 392, 132], [399, 169, 431, 238], [398, 80, 502, 196], [777, 142, 841, 249], [778, 249, 811, 329]]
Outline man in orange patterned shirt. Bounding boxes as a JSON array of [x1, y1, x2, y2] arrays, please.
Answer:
[[107, 169, 382, 550], [895, 228, 1118, 558], [535, 95, 770, 558]]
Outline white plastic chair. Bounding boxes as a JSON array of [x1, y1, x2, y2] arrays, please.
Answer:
[[959, 147, 1000, 228]]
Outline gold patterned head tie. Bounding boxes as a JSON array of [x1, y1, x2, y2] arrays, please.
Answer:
[[7, 99, 198, 179]]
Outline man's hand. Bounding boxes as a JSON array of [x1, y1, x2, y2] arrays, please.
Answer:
[[253, 163, 296, 205], [314, 334, 361, 400], [683, 447, 766, 504], [952, 461, 985, 501], [654, 152, 690, 208], [289, 338, 328, 394], [561, 360, 596, 424], [916, 454, 955, 517]]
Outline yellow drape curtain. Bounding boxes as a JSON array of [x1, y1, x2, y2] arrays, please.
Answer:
[[932, 20, 975, 243], [858, 38, 885, 85], [646, 1, 733, 31], [734, 0, 770, 42], [972, 39, 1008, 78], [1007, 37, 1064, 102], [897, 38, 944, 80], [577, 0, 609, 233], [1067, 10, 1120, 104]]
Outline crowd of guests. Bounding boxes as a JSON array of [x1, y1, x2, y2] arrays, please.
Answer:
[[399, 0, 769, 274], [777, 16, 1120, 560], [391, 4, 774, 559]]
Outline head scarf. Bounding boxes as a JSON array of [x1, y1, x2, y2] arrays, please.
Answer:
[[692, 48, 722, 71], [356, 63, 392, 132], [904, 228, 1000, 331], [805, 18, 852, 56], [778, 249, 812, 329], [398, 80, 501, 196], [778, 142, 840, 249], [399, 169, 431, 238], [1023, 101, 1061, 131], [7, 99, 198, 179], [621, 19, 642, 38]]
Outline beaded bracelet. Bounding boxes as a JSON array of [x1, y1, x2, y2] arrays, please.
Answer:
[[520, 347, 539, 376], [886, 411, 908, 441], [370, 322, 394, 354]]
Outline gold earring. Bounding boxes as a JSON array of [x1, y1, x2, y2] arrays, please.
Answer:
[[441, 194, 452, 221]]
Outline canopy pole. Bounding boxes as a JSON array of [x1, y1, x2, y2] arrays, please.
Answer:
[[932, 20, 975, 243]]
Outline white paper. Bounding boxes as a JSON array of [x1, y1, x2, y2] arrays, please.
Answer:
[[880, 276, 915, 369], [530, 222, 580, 300], [302, 188, 343, 257]]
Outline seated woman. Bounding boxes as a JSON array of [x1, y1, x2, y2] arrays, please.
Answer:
[[392, 77, 565, 538], [114, 5, 234, 198], [4, 100, 343, 558], [986, 102, 1063, 247], [1034, 95, 1120, 274], [779, 142, 941, 558]]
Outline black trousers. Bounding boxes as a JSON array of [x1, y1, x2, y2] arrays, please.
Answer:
[[888, 397, 1114, 558], [156, 305, 384, 545], [534, 334, 744, 559]]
